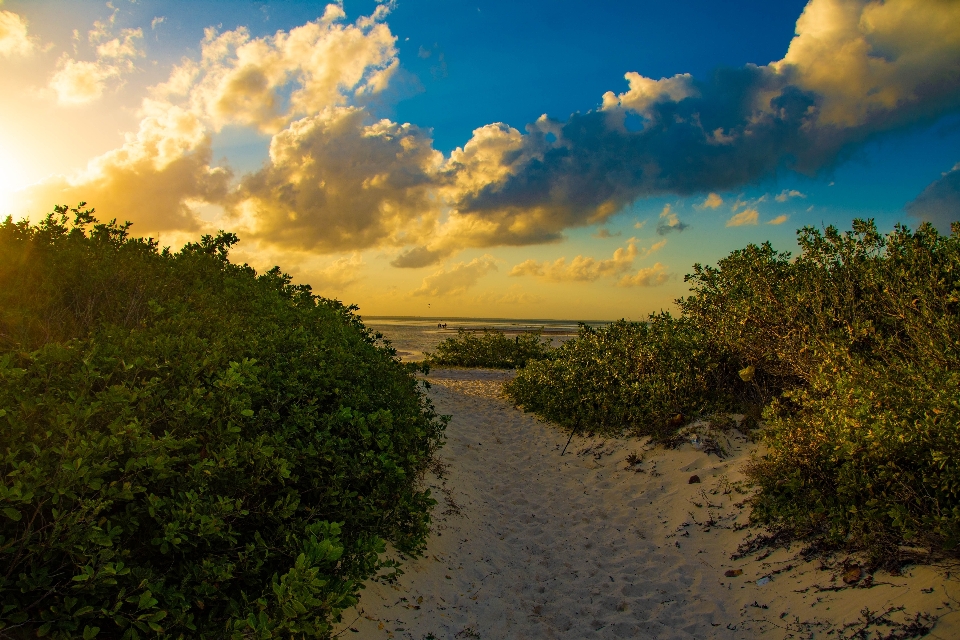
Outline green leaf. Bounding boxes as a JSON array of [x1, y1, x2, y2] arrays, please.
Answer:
[[2, 508, 20, 522], [82, 625, 100, 639]]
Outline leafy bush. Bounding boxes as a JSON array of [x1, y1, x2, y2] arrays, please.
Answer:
[[506, 316, 747, 437], [731, 222, 960, 561], [507, 218, 960, 561], [425, 328, 551, 369], [0, 206, 445, 638]]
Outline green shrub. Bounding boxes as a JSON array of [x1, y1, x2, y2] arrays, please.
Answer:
[[425, 328, 551, 369], [505, 315, 748, 438], [506, 217, 960, 561], [0, 206, 445, 638], [736, 222, 960, 561]]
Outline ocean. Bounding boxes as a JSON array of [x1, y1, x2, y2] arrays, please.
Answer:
[[360, 316, 609, 361]]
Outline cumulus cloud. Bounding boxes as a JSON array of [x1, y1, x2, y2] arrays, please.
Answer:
[[696, 192, 723, 210], [25, 0, 960, 265], [509, 238, 665, 283], [0, 9, 36, 57], [157, 4, 398, 133], [656, 204, 688, 235], [26, 4, 404, 242], [602, 73, 698, 119], [21, 100, 230, 232], [228, 107, 443, 252], [437, 0, 960, 246], [767, 214, 790, 225], [413, 255, 498, 296], [49, 12, 144, 105], [775, 189, 806, 202], [727, 208, 759, 227], [618, 262, 670, 287], [906, 163, 960, 231]]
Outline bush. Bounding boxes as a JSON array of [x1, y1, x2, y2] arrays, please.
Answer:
[[425, 328, 551, 369], [506, 218, 960, 561], [0, 206, 445, 638], [505, 315, 748, 438], [733, 222, 960, 561]]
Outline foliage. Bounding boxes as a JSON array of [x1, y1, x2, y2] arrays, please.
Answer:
[[425, 328, 551, 369], [506, 217, 960, 561], [0, 205, 446, 638], [505, 316, 747, 437], [733, 222, 960, 561]]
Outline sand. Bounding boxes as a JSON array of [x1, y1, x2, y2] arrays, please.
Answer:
[[333, 368, 960, 639]]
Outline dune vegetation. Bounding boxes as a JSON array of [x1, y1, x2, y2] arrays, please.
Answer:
[[438, 219, 960, 565], [425, 328, 552, 369], [0, 205, 446, 639]]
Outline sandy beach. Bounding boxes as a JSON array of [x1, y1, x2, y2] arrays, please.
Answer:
[[334, 369, 960, 639]]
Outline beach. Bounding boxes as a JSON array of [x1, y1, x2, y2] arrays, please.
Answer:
[[334, 368, 960, 639]]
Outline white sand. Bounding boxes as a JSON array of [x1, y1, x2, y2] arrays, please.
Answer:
[[334, 369, 960, 639]]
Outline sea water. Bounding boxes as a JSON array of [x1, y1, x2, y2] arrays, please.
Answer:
[[361, 316, 609, 361]]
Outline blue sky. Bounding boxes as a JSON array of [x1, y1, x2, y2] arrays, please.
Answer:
[[2, 0, 959, 319]]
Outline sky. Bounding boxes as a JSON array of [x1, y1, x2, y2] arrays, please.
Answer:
[[1, 0, 959, 321]]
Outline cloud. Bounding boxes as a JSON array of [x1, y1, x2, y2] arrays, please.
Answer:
[[311, 253, 365, 290], [726, 208, 759, 227], [475, 288, 543, 305], [593, 227, 621, 238], [49, 10, 146, 105], [601, 73, 698, 119], [436, 0, 960, 247], [412, 255, 498, 296], [767, 214, 790, 225], [229, 106, 443, 252], [151, 17, 165, 30], [23, 0, 960, 266], [906, 163, 960, 231], [158, 4, 398, 134], [20, 100, 231, 232], [634, 220, 647, 229], [24, 4, 405, 244], [618, 262, 670, 287], [775, 189, 806, 202], [509, 238, 665, 283], [656, 204, 688, 235], [695, 192, 723, 210], [0, 9, 36, 57]]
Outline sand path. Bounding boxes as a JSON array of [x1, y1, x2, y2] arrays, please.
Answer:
[[335, 369, 960, 639]]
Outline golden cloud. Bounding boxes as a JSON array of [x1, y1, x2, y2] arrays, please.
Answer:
[[726, 208, 759, 227], [509, 238, 665, 283], [413, 255, 498, 297], [0, 9, 36, 57], [767, 214, 790, 225], [618, 262, 670, 287]]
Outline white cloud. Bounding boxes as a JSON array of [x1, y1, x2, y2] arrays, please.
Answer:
[[49, 16, 144, 105], [602, 72, 698, 120], [0, 9, 36, 57]]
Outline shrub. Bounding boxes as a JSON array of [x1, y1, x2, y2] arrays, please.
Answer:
[[505, 315, 748, 438], [0, 206, 445, 638], [506, 217, 960, 561], [425, 328, 551, 369]]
